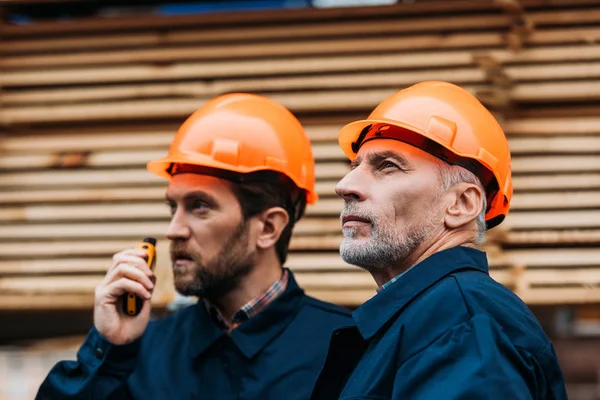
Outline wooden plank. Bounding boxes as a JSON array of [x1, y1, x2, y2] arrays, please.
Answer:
[[508, 136, 600, 154], [506, 117, 600, 135], [514, 104, 600, 119], [10, 72, 597, 111], [0, 129, 175, 152], [0, 34, 503, 68], [504, 210, 600, 230], [0, 278, 172, 308], [0, 276, 101, 294], [491, 44, 600, 64], [0, 68, 485, 106], [500, 248, 600, 267], [0, 145, 345, 170], [0, 51, 478, 88], [507, 63, 600, 82], [0, 294, 95, 310], [12, 65, 600, 107], [4, 44, 600, 89], [0, 236, 345, 262], [5, 89, 600, 126], [503, 230, 600, 245], [530, 8, 600, 26], [512, 191, 600, 210], [0, 203, 170, 222], [0, 89, 404, 124], [3, 23, 598, 57], [0, 187, 167, 204], [0, 8, 510, 40], [526, 27, 600, 46], [517, 288, 600, 305], [0, 180, 341, 204], [0, 258, 108, 275], [523, 269, 600, 285], [513, 81, 600, 102], [512, 174, 600, 190], [0, 169, 162, 187], [0, 197, 343, 223], [0, 125, 339, 152], [0, 218, 341, 240], [0, 163, 349, 187], [511, 155, 600, 173], [0, 241, 150, 266], [0, 150, 166, 170]]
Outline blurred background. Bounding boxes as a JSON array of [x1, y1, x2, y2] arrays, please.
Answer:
[[0, 0, 599, 398]]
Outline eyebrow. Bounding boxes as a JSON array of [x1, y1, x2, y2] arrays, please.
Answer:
[[165, 190, 218, 207], [350, 150, 410, 169]]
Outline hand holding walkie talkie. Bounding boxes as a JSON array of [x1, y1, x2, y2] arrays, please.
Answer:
[[93, 238, 157, 345], [122, 238, 157, 316]]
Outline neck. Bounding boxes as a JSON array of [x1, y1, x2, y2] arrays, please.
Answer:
[[212, 251, 282, 324], [370, 229, 477, 287]]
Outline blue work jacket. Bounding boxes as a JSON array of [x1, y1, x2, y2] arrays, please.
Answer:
[[36, 270, 352, 399], [310, 246, 567, 400]]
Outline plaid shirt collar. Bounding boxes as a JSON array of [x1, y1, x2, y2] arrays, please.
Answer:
[[206, 269, 289, 332]]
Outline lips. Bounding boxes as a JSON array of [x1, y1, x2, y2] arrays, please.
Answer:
[[171, 250, 194, 265], [341, 214, 371, 228]]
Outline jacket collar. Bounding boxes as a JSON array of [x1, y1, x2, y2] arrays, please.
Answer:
[[188, 268, 304, 360], [352, 246, 489, 340]]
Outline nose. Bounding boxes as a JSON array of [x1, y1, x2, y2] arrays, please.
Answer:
[[165, 207, 191, 241], [335, 167, 367, 202]]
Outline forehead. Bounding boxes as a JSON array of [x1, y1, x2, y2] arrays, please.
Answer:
[[356, 139, 441, 166], [166, 173, 235, 199]]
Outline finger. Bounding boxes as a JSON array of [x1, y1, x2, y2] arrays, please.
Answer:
[[104, 264, 154, 290], [104, 278, 152, 301], [110, 254, 152, 276]]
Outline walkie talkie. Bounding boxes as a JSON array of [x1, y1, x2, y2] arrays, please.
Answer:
[[122, 237, 157, 316]]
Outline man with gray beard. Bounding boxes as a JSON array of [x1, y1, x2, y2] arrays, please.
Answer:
[[36, 93, 352, 400], [310, 81, 567, 400]]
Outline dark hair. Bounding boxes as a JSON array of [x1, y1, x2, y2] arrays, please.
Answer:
[[229, 174, 306, 265]]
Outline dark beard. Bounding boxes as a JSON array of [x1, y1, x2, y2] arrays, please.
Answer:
[[170, 219, 255, 302]]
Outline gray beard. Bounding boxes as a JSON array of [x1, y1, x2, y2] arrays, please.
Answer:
[[340, 207, 436, 271]]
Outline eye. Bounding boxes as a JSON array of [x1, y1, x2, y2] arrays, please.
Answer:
[[380, 160, 399, 170], [191, 199, 208, 210], [166, 201, 176, 215]]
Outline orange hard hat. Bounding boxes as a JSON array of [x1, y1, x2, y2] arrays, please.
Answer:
[[147, 93, 318, 204], [338, 81, 512, 229]]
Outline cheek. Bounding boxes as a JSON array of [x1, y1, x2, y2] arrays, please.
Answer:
[[390, 182, 439, 224], [188, 218, 240, 257]]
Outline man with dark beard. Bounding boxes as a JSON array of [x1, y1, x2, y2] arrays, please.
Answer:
[[310, 81, 567, 400], [36, 93, 352, 400]]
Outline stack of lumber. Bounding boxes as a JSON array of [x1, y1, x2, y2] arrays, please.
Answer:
[[1, 0, 600, 310]]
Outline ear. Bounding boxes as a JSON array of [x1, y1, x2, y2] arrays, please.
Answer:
[[255, 207, 290, 250], [443, 183, 484, 230]]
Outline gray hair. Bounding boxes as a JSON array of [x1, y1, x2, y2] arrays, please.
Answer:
[[436, 161, 487, 246]]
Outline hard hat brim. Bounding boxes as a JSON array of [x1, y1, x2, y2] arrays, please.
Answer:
[[146, 155, 318, 205]]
